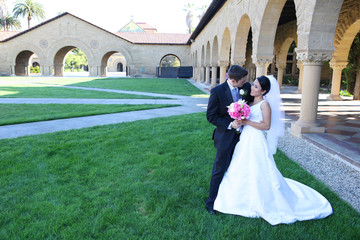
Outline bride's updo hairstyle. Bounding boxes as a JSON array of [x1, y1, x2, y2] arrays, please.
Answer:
[[257, 76, 271, 96]]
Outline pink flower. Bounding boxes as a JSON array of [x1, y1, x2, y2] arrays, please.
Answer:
[[227, 100, 251, 120]]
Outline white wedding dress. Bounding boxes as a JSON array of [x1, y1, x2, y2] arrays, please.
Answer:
[[214, 100, 333, 225]]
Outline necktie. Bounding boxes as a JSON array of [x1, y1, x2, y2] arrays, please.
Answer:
[[232, 88, 240, 102]]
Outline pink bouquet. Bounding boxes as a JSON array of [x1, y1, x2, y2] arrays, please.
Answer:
[[227, 99, 251, 120]]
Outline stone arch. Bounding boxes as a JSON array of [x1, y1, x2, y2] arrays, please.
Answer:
[[205, 41, 210, 66], [253, 0, 287, 59], [10, 44, 45, 76], [14, 50, 34, 76], [232, 14, 251, 65], [332, 0, 360, 63], [48, 38, 94, 76], [219, 27, 231, 63], [295, 0, 343, 58], [159, 54, 182, 67], [211, 36, 219, 65]]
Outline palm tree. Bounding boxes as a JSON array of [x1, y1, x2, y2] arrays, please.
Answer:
[[183, 3, 194, 34], [0, 15, 21, 31], [12, 0, 45, 29], [0, 0, 9, 29]]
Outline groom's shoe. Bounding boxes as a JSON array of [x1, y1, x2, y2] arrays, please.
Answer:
[[206, 206, 217, 215]]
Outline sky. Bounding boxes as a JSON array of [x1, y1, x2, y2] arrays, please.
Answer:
[[6, 0, 212, 33]]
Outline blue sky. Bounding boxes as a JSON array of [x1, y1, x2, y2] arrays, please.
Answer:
[[7, 0, 212, 33]]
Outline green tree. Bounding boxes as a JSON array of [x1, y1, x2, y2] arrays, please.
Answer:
[[0, 15, 21, 30], [343, 32, 360, 100], [65, 48, 88, 72], [12, 0, 45, 29], [161, 55, 180, 67]]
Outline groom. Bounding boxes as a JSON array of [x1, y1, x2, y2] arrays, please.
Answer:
[[205, 64, 253, 214]]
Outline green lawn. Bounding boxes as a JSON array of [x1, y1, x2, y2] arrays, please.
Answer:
[[0, 104, 178, 126], [64, 77, 206, 96], [0, 113, 359, 239], [0, 85, 162, 99]]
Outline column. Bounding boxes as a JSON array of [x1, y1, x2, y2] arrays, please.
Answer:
[[10, 65, 15, 76], [197, 66, 202, 83], [200, 66, 205, 83], [276, 63, 286, 89], [205, 65, 210, 84], [290, 50, 332, 137], [211, 64, 217, 89], [41, 65, 52, 76], [54, 64, 63, 76], [252, 56, 273, 78], [218, 60, 229, 84], [296, 61, 304, 93], [100, 65, 107, 77], [327, 61, 347, 101]]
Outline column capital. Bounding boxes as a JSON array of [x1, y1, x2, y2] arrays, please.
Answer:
[[295, 49, 332, 64], [230, 58, 246, 66], [329, 61, 348, 70], [218, 60, 229, 67], [252, 55, 273, 65]]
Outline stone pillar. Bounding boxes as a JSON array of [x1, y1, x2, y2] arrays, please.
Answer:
[[296, 61, 304, 93], [100, 65, 107, 77], [252, 56, 273, 78], [197, 66, 202, 83], [327, 61, 347, 101], [290, 50, 332, 136], [41, 65, 52, 76], [211, 64, 217, 89], [276, 63, 286, 89], [192, 66, 196, 80], [201, 66, 206, 83], [10, 65, 15, 76], [218, 60, 229, 84], [205, 65, 210, 84], [54, 64, 63, 76]]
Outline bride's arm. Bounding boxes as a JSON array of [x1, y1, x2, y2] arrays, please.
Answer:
[[242, 101, 271, 130]]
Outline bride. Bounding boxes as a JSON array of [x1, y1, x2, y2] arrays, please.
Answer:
[[213, 75, 333, 225]]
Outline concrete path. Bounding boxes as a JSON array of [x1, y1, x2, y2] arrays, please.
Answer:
[[0, 85, 208, 139]]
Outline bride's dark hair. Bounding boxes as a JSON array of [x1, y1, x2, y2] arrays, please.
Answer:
[[257, 75, 271, 95]]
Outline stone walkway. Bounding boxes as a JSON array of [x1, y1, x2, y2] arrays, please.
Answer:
[[0, 79, 359, 212]]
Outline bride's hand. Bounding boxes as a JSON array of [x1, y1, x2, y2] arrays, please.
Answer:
[[237, 119, 248, 125]]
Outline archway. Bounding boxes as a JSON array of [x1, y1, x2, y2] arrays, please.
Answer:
[[160, 54, 181, 67], [14, 50, 41, 76], [54, 46, 89, 77], [101, 51, 128, 77]]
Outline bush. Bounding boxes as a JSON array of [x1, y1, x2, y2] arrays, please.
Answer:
[[30, 66, 40, 73], [283, 75, 298, 85]]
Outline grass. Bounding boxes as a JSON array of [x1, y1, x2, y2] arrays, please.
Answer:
[[0, 104, 178, 126], [64, 77, 207, 96], [0, 85, 163, 99], [0, 112, 359, 239]]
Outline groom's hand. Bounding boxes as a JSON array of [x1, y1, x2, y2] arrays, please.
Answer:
[[231, 120, 242, 129]]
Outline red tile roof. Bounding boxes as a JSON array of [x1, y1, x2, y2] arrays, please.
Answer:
[[115, 32, 191, 45], [135, 22, 157, 32], [0, 31, 21, 41]]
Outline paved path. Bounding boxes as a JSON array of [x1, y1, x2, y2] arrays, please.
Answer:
[[0, 85, 208, 139]]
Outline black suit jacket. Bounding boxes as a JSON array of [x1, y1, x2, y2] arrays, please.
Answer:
[[206, 81, 253, 151]]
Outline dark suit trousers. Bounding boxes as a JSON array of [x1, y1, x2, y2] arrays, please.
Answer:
[[206, 138, 238, 210]]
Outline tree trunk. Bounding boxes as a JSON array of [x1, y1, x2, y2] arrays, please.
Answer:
[[354, 66, 360, 100], [27, 15, 31, 29]]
